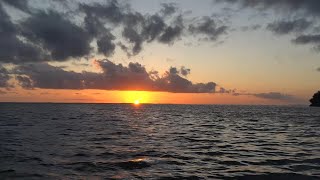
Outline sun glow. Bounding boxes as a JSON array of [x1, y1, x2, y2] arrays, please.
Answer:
[[134, 99, 140, 105], [122, 91, 150, 104]]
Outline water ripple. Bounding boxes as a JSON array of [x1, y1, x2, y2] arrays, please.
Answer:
[[0, 103, 319, 179]]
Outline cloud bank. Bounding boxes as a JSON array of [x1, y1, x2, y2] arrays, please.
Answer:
[[266, 19, 312, 35], [251, 92, 294, 101], [0, 65, 10, 88], [216, 0, 320, 52], [13, 60, 217, 93], [0, 0, 228, 64]]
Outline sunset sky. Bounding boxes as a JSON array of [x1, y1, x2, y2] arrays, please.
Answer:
[[0, 0, 319, 104]]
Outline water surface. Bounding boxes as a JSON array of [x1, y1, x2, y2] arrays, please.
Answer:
[[0, 103, 320, 179]]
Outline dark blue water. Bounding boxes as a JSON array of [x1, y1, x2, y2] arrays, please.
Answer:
[[0, 103, 320, 179]]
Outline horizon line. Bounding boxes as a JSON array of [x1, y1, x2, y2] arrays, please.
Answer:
[[0, 101, 308, 106]]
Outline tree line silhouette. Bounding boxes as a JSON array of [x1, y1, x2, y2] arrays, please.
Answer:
[[310, 91, 320, 107]]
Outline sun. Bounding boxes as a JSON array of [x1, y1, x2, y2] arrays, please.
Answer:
[[123, 91, 150, 104], [134, 99, 140, 105]]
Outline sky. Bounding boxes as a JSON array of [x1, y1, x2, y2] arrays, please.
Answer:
[[0, 0, 319, 104]]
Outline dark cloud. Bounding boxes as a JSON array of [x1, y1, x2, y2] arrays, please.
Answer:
[[83, 13, 105, 37], [81, 1, 185, 55], [121, 13, 183, 53], [218, 87, 236, 94], [14, 60, 218, 93], [180, 66, 190, 76], [0, 65, 10, 87], [0, 3, 45, 63], [293, 34, 320, 44], [169, 67, 179, 75], [16, 75, 33, 89], [292, 34, 320, 50], [122, 27, 143, 55], [14, 63, 85, 89], [267, 19, 312, 35], [252, 92, 294, 100], [81, 2, 144, 55], [0, 0, 231, 63], [142, 15, 166, 42], [158, 15, 184, 44], [317, 67, 320, 71], [159, 25, 183, 44], [218, 0, 320, 16], [217, 0, 320, 51], [80, 0, 125, 25], [168, 66, 190, 76], [82, 7, 117, 57], [22, 10, 92, 61], [160, 3, 177, 17], [189, 16, 227, 41], [97, 34, 116, 57]]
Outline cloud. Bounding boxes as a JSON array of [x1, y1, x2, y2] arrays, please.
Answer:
[[14, 63, 85, 89], [122, 26, 144, 55], [168, 66, 190, 76], [158, 23, 183, 44], [15, 75, 33, 89], [292, 34, 320, 50], [2, 0, 29, 12], [80, 1, 185, 55], [180, 66, 191, 76], [80, 1, 184, 55], [0, 65, 10, 87], [218, 0, 320, 16], [169, 67, 179, 75], [97, 34, 116, 56], [142, 15, 166, 42], [293, 34, 320, 44], [79, 0, 125, 25], [267, 19, 312, 35], [241, 24, 261, 31], [0, 3, 45, 63], [14, 60, 218, 93], [251, 92, 294, 100], [216, 0, 320, 52], [0, 0, 231, 63], [189, 16, 228, 41], [22, 10, 92, 61], [317, 67, 320, 71], [160, 3, 177, 17]]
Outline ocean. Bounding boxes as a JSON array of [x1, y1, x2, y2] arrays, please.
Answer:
[[0, 103, 319, 179]]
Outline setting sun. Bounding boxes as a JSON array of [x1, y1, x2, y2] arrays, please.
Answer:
[[134, 99, 140, 105], [122, 91, 150, 104]]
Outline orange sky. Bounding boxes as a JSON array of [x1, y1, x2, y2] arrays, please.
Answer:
[[0, 89, 302, 105]]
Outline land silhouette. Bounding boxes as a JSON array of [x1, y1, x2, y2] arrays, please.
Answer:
[[310, 91, 320, 107]]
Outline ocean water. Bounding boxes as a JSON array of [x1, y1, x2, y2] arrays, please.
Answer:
[[0, 103, 320, 179]]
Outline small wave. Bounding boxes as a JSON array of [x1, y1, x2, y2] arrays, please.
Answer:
[[0, 170, 44, 179], [73, 153, 90, 157], [157, 175, 204, 180], [90, 137, 112, 141], [17, 157, 43, 163], [235, 173, 318, 180], [114, 158, 151, 170]]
